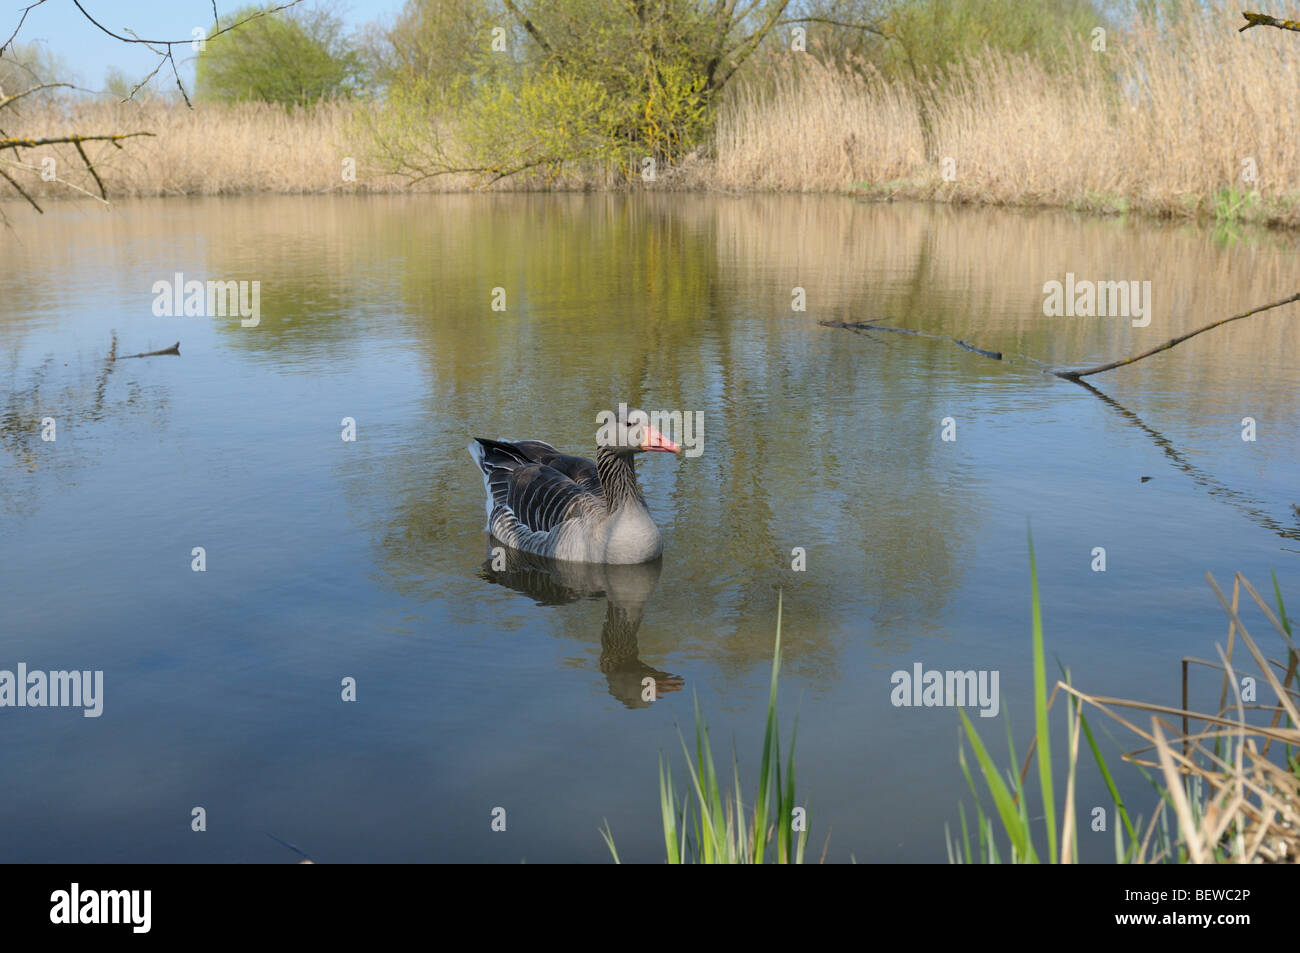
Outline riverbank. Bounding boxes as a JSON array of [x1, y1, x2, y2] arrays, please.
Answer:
[[6, 4, 1299, 227]]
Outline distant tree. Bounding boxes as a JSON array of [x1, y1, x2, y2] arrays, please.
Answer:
[[0, 40, 73, 99], [103, 67, 133, 100], [369, 0, 853, 185], [195, 5, 366, 105], [874, 0, 1101, 83]]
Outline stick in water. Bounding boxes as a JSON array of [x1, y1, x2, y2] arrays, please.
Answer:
[[1053, 293, 1300, 380], [114, 342, 180, 360]]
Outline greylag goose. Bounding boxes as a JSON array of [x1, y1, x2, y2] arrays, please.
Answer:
[[468, 407, 681, 564]]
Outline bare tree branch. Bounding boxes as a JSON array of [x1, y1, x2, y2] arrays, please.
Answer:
[[713, 0, 792, 92], [1240, 11, 1300, 32], [71, 138, 106, 198], [69, 0, 299, 48], [66, 0, 304, 106], [0, 132, 155, 149], [1055, 292, 1300, 380], [0, 164, 41, 211], [501, 0, 556, 59], [0, 3, 300, 207], [1, 152, 114, 204], [0, 0, 45, 59], [776, 16, 890, 40], [0, 82, 73, 109]]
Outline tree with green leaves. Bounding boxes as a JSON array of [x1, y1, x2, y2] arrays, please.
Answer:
[[370, 0, 1115, 186], [370, 0, 875, 185], [196, 5, 366, 106]]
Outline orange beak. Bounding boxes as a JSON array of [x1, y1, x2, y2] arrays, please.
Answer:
[[641, 424, 681, 453]]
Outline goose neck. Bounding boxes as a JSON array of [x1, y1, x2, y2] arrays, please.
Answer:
[[596, 446, 644, 510]]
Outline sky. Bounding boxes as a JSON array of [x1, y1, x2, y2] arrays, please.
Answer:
[[8, 0, 406, 91]]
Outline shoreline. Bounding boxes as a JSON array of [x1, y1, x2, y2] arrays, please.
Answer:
[[5, 183, 1298, 237]]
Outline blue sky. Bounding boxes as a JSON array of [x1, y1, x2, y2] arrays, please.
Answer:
[[10, 0, 406, 90]]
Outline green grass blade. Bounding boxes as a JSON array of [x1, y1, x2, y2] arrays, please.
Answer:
[[1078, 700, 1138, 845], [658, 754, 680, 864], [958, 800, 971, 864], [957, 740, 990, 863], [960, 707, 1037, 862], [751, 590, 784, 864], [731, 740, 745, 862], [1273, 570, 1292, 637], [676, 727, 719, 863], [598, 818, 621, 864], [783, 705, 801, 864], [1027, 529, 1058, 864]]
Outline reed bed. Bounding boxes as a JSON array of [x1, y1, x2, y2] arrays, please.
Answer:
[[717, 1, 1300, 225], [1, 99, 414, 197], [4, 0, 1300, 224]]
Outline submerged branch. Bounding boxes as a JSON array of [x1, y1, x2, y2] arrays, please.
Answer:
[[819, 319, 1002, 360], [1053, 292, 1300, 380], [823, 312, 1299, 546], [113, 342, 180, 360]]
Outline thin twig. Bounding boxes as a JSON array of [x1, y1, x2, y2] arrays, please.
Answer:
[[0, 0, 45, 58], [71, 139, 106, 199], [776, 16, 890, 39], [0, 83, 73, 109], [0, 165, 40, 211]]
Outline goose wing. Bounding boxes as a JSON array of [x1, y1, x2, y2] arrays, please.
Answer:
[[508, 440, 601, 493], [469, 438, 596, 545]]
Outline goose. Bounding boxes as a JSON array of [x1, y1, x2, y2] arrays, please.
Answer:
[[468, 407, 681, 564]]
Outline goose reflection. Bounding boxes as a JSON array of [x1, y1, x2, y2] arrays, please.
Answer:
[[478, 546, 684, 709]]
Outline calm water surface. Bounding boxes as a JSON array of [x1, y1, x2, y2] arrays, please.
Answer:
[[2, 194, 1298, 862]]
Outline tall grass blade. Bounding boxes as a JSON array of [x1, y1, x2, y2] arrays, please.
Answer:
[[1027, 529, 1058, 863], [959, 708, 1037, 862], [599, 818, 621, 864]]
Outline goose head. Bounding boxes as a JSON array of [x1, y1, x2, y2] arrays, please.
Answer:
[[596, 405, 682, 455]]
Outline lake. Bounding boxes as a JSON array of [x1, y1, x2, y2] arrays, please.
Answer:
[[2, 193, 1297, 862]]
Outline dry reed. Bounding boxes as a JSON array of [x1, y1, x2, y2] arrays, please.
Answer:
[[2, 1, 1299, 223], [715, 1, 1300, 225], [1, 99, 412, 197]]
